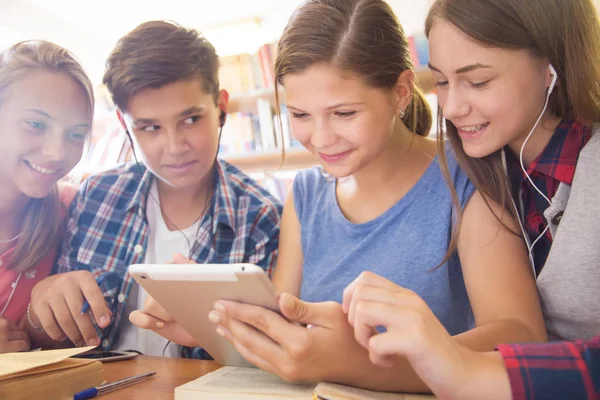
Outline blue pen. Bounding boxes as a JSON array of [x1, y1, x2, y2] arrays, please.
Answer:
[[73, 372, 156, 400]]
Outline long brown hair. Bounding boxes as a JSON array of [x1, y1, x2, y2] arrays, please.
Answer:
[[273, 0, 474, 264], [0, 41, 94, 273], [425, 0, 600, 221], [274, 0, 432, 137]]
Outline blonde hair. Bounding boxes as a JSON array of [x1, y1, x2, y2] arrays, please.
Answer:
[[0, 41, 94, 273]]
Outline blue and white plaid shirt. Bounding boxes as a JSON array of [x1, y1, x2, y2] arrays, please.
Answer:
[[56, 159, 282, 358]]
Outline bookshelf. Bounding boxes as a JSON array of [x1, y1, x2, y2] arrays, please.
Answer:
[[82, 33, 434, 200], [225, 67, 434, 115], [223, 148, 317, 173]]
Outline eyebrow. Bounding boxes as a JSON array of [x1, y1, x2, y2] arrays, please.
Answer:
[[287, 102, 365, 112], [133, 106, 206, 126], [428, 62, 492, 74], [25, 109, 54, 121]]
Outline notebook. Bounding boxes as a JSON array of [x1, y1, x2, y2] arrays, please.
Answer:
[[175, 366, 436, 399], [0, 346, 104, 400]]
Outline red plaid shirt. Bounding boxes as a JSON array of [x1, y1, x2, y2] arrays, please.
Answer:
[[502, 120, 598, 399], [506, 120, 593, 274], [497, 336, 600, 400]]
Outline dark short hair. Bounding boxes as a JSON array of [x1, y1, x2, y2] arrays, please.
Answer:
[[103, 20, 220, 111]]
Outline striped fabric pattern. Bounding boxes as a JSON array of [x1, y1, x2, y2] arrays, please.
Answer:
[[56, 159, 282, 357]]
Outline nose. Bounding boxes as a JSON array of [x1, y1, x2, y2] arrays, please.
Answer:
[[439, 85, 471, 121], [310, 118, 338, 149], [164, 128, 190, 155], [41, 132, 68, 162]]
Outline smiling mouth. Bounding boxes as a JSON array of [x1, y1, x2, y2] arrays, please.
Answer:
[[24, 160, 61, 175], [459, 123, 489, 133], [318, 150, 352, 162]]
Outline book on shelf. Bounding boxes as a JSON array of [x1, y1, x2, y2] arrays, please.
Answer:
[[407, 32, 429, 68], [0, 346, 103, 400], [219, 42, 277, 94], [219, 104, 301, 156], [174, 365, 436, 400]]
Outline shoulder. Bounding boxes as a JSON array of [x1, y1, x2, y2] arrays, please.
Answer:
[[292, 166, 329, 196], [579, 124, 600, 164], [291, 166, 330, 220], [77, 163, 144, 203], [218, 159, 283, 217], [435, 144, 476, 207]]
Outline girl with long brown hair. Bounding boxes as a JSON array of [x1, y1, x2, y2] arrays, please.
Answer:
[[343, 0, 600, 398], [0, 41, 93, 353]]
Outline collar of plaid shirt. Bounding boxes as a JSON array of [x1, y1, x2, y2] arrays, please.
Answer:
[[125, 160, 239, 235], [517, 120, 593, 185]]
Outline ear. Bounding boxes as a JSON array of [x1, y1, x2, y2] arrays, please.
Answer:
[[217, 89, 229, 116], [393, 69, 415, 113]]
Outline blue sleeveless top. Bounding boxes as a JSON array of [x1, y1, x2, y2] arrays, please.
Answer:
[[293, 151, 476, 335]]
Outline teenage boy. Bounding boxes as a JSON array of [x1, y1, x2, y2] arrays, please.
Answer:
[[25, 21, 282, 358]]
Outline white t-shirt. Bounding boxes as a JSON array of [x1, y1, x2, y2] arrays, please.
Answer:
[[114, 181, 200, 357]]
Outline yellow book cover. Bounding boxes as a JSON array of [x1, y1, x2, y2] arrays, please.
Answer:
[[0, 346, 104, 400]]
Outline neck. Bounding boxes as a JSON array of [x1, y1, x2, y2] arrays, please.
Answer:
[[349, 124, 428, 192], [154, 166, 215, 229], [508, 113, 562, 166], [156, 173, 213, 208]]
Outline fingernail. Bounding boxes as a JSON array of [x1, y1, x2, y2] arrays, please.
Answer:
[[208, 311, 220, 324], [214, 302, 225, 313], [99, 316, 109, 327], [216, 326, 225, 337], [88, 338, 99, 347], [156, 321, 164, 329]]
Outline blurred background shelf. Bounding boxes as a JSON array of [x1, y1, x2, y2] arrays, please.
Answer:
[[222, 148, 317, 173]]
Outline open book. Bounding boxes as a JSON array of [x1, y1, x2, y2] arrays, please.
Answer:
[[175, 366, 436, 399], [0, 346, 104, 400]]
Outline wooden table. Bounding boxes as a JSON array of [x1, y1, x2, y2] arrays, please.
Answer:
[[101, 356, 221, 399]]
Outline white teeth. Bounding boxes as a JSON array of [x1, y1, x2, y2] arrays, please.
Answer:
[[461, 124, 487, 133], [27, 161, 59, 175]]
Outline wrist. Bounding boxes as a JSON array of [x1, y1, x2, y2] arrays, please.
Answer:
[[26, 303, 45, 333], [456, 349, 512, 400]]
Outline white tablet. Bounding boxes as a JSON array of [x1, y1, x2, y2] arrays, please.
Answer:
[[128, 263, 279, 367]]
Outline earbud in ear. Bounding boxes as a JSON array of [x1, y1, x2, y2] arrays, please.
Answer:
[[219, 110, 226, 128], [548, 64, 558, 95]]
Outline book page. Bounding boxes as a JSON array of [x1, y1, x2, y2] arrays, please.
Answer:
[[0, 346, 96, 378], [314, 382, 437, 400], [178, 366, 315, 397]]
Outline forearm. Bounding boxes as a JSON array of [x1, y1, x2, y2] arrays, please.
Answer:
[[335, 319, 542, 394], [329, 352, 429, 393], [454, 319, 546, 352]]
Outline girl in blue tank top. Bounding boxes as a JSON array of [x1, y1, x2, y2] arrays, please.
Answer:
[[132, 0, 546, 392]]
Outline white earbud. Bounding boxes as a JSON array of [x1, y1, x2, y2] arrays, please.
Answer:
[[548, 64, 558, 95]]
